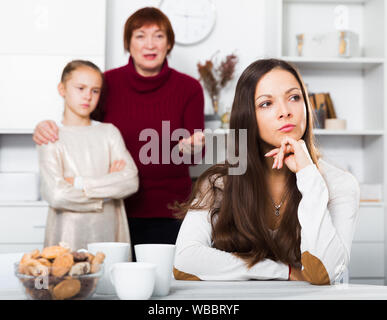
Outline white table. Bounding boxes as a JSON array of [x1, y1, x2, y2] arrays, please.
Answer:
[[2, 279, 387, 300]]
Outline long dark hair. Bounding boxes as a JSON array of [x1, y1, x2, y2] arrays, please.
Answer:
[[174, 59, 320, 268]]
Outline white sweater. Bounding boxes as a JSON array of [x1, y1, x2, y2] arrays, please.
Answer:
[[173, 160, 360, 285]]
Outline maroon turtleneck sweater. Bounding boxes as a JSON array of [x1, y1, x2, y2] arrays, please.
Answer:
[[102, 57, 204, 219]]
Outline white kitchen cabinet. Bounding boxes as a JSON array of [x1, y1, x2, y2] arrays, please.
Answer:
[[264, 0, 386, 284], [0, 0, 106, 130], [353, 205, 384, 242], [0, 206, 47, 243], [0, 203, 48, 254], [349, 243, 384, 278]]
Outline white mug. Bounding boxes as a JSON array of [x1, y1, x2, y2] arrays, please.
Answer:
[[134, 244, 176, 297], [87, 242, 131, 295], [109, 262, 156, 300]]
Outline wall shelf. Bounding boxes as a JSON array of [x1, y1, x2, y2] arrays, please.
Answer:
[[281, 56, 384, 70]]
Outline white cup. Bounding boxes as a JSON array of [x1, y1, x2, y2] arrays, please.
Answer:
[[87, 242, 131, 295], [109, 262, 156, 300], [134, 244, 176, 297]]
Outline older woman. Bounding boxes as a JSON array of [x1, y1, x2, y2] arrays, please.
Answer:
[[33, 7, 205, 259], [173, 59, 359, 285]]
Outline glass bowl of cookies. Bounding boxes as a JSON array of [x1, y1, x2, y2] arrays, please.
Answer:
[[14, 245, 105, 300]]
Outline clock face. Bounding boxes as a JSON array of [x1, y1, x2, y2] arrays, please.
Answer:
[[160, 0, 216, 45]]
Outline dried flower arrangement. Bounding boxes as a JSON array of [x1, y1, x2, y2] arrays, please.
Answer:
[[197, 53, 238, 114]]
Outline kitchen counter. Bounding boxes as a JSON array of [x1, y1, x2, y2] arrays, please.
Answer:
[[2, 279, 387, 300]]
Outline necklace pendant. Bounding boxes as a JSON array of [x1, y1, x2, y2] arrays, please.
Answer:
[[275, 208, 280, 216]]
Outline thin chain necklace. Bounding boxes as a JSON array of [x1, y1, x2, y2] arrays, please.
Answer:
[[269, 192, 288, 217]]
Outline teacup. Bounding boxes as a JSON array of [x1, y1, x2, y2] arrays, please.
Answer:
[[87, 242, 131, 295], [134, 244, 175, 297], [109, 262, 156, 300]]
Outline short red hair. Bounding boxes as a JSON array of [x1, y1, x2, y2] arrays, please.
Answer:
[[123, 7, 175, 54]]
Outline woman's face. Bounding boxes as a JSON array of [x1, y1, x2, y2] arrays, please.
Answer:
[[254, 68, 307, 148], [58, 67, 102, 119], [130, 24, 171, 77]]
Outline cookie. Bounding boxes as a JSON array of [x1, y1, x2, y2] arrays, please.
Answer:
[[69, 262, 91, 277], [52, 279, 81, 300], [30, 249, 40, 259], [71, 252, 88, 262], [51, 253, 74, 277], [38, 258, 52, 268], [19, 258, 48, 277], [41, 246, 70, 260], [90, 252, 105, 274]]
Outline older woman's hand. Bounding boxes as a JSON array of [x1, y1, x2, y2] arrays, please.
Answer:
[[179, 131, 205, 155], [264, 137, 313, 173], [33, 120, 59, 145], [109, 160, 126, 173]]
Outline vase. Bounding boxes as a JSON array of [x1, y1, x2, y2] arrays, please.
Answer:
[[205, 112, 221, 131], [204, 96, 222, 130]]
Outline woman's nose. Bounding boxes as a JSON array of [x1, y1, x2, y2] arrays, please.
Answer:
[[278, 100, 292, 119], [145, 36, 155, 48]]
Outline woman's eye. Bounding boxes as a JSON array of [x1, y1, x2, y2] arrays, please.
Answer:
[[92, 90, 100, 94], [78, 87, 84, 91], [258, 101, 271, 108], [290, 94, 301, 102]]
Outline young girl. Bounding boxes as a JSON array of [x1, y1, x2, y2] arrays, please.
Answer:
[[38, 60, 139, 252], [173, 59, 360, 285]]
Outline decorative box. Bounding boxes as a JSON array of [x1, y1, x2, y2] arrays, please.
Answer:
[[296, 31, 360, 57]]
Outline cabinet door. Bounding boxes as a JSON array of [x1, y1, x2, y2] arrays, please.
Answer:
[[0, 206, 47, 243], [0, 0, 106, 55], [352, 206, 384, 242], [349, 243, 384, 278]]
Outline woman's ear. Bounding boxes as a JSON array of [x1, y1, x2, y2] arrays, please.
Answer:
[[57, 82, 65, 97]]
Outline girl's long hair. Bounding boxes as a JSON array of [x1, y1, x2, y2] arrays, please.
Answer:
[[173, 59, 320, 267]]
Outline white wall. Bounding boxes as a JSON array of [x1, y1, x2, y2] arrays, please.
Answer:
[[105, 0, 266, 114]]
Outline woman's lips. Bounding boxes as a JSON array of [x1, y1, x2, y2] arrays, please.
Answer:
[[144, 54, 157, 60], [279, 124, 295, 133]]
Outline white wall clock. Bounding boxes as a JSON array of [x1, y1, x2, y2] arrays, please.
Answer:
[[159, 0, 216, 45]]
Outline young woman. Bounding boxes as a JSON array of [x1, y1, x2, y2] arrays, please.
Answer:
[[38, 60, 139, 252], [173, 59, 360, 285], [33, 7, 204, 260]]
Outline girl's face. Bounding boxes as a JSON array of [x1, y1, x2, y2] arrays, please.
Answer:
[[254, 68, 307, 149], [130, 24, 171, 77], [58, 67, 102, 120]]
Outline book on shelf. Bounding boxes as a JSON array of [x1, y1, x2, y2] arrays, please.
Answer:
[[308, 92, 338, 129]]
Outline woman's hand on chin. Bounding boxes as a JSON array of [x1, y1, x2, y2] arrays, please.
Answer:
[[264, 137, 313, 173]]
